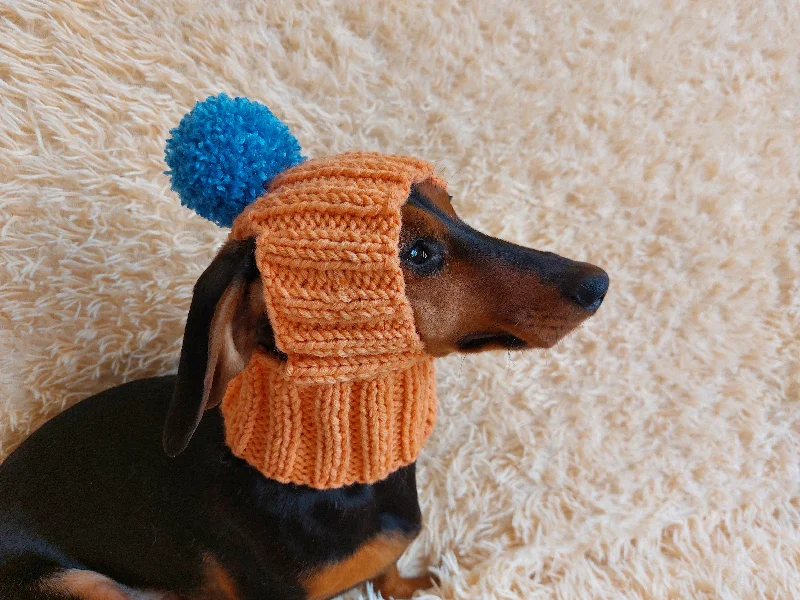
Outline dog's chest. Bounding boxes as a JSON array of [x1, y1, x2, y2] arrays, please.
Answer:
[[205, 462, 423, 599]]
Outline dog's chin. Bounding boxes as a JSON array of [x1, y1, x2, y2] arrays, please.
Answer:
[[456, 332, 531, 353], [455, 325, 585, 353]]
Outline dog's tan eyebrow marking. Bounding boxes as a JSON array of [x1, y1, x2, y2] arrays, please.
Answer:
[[399, 197, 451, 249], [410, 180, 458, 218]]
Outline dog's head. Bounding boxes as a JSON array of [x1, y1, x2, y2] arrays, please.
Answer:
[[400, 181, 607, 356], [163, 183, 608, 456]]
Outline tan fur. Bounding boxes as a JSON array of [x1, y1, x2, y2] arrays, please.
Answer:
[[196, 555, 241, 600], [399, 200, 590, 356], [398, 202, 466, 356], [205, 278, 248, 410], [414, 180, 458, 218], [39, 570, 175, 600], [204, 277, 266, 410], [372, 564, 436, 600], [303, 535, 415, 600]]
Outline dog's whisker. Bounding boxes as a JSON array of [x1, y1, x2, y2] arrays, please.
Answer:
[[447, 167, 463, 184], [506, 349, 516, 370]]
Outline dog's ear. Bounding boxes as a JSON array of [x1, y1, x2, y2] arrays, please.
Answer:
[[163, 238, 262, 457]]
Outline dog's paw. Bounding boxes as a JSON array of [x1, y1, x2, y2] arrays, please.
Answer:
[[372, 565, 437, 599]]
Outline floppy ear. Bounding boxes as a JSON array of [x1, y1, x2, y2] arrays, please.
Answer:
[[163, 238, 261, 457]]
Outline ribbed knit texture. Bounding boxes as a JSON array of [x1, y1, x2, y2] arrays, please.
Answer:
[[223, 350, 437, 488], [222, 152, 443, 488]]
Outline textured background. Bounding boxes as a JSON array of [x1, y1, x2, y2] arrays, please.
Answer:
[[1, 1, 799, 597]]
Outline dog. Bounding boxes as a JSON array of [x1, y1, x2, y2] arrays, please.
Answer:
[[0, 181, 608, 600]]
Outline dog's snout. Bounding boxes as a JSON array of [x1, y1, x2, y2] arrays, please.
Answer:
[[567, 268, 609, 311]]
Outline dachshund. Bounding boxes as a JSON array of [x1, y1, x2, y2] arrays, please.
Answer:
[[0, 181, 608, 600]]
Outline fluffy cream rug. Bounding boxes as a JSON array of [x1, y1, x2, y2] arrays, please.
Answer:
[[2, 0, 799, 597]]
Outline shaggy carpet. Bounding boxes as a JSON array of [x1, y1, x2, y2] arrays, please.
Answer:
[[1, 0, 799, 598]]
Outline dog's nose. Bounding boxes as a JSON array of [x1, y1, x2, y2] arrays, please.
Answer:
[[567, 269, 609, 311]]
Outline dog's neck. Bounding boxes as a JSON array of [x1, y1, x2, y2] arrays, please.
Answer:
[[220, 350, 437, 489]]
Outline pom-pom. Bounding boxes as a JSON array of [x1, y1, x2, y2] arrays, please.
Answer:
[[164, 94, 304, 227]]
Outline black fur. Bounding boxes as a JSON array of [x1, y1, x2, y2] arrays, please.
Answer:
[[0, 376, 421, 599], [0, 237, 421, 599]]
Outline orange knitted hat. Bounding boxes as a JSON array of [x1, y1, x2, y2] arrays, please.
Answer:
[[165, 96, 443, 488], [221, 153, 442, 488]]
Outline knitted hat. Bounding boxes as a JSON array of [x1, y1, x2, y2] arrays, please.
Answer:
[[165, 96, 440, 488]]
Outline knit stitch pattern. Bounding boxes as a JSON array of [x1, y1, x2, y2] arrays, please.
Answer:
[[222, 152, 444, 488], [223, 350, 437, 488]]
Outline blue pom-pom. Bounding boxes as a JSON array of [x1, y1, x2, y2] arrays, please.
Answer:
[[164, 94, 304, 227]]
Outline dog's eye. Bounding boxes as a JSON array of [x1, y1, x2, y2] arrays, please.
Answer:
[[401, 239, 444, 275], [407, 243, 429, 264]]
